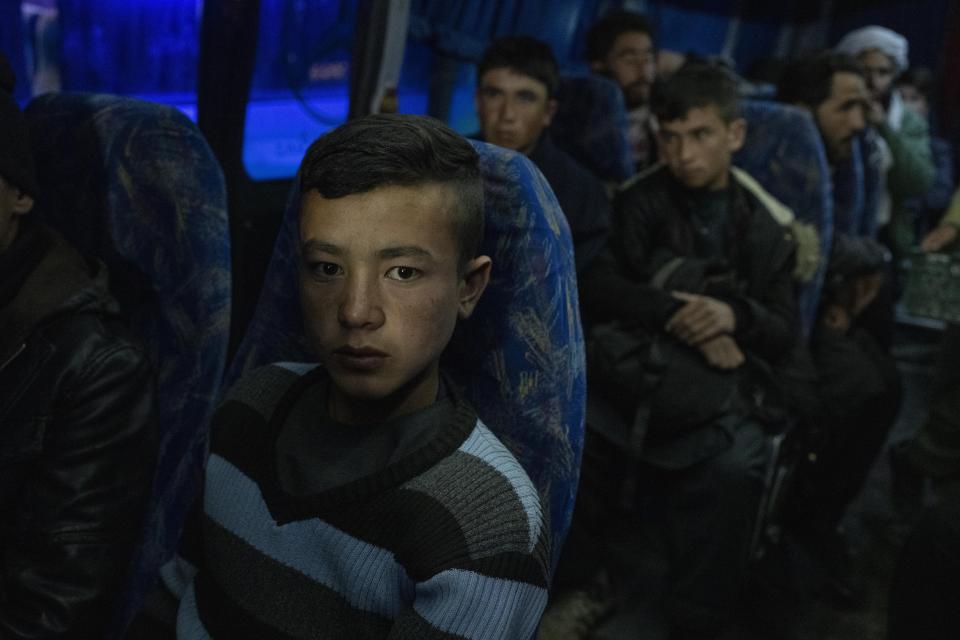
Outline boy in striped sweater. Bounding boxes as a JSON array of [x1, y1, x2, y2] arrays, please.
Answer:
[[171, 114, 550, 639]]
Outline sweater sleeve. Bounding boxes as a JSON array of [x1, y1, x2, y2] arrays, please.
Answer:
[[881, 110, 936, 199]]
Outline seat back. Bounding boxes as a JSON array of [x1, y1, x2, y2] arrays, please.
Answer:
[[551, 74, 634, 184], [227, 140, 585, 575], [734, 100, 834, 338], [25, 93, 231, 635]]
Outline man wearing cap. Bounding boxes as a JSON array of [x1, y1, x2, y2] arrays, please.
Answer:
[[836, 25, 936, 258], [0, 55, 156, 636]]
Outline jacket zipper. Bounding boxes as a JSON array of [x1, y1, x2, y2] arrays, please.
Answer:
[[0, 343, 26, 374]]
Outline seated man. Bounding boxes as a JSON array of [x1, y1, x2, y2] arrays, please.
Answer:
[[777, 52, 903, 599], [585, 10, 659, 172], [170, 115, 549, 638], [0, 55, 156, 636], [574, 63, 799, 639], [475, 36, 610, 273]]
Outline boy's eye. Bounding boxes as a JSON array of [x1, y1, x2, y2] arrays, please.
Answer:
[[311, 261, 343, 278], [385, 266, 421, 281]]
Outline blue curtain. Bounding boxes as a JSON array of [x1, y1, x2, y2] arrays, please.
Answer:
[[58, 0, 200, 97]]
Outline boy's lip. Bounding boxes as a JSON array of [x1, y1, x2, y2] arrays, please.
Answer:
[[332, 345, 389, 371]]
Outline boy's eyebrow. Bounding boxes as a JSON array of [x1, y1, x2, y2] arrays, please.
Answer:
[[301, 239, 341, 255], [378, 246, 434, 260]]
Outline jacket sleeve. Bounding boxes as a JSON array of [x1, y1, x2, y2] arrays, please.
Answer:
[[578, 188, 682, 330], [568, 175, 613, 275], [0, 339, 157, 639], [723, 228, 799, 362], [881, 110, 936, 199]]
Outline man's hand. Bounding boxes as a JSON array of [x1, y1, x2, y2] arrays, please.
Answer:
[[867, 99, 887, 126], [666, 292, 736, 346], [821, 303, 852, 333], [697, 334, 745, 370], [851, 272, 884, 316], [921, 225, 959, 253]]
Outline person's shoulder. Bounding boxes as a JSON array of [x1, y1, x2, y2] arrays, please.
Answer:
[[898, 106, 931, 137], [404, 419, 547, 563]]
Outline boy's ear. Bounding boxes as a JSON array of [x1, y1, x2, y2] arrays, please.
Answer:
[[727, 117, 747, 153], [12, 190, 34, 216], [458, 255, 492, 320]]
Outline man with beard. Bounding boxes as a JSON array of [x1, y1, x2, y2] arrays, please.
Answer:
[[836, 26, 936, 259], [585, 10, 658, 172]]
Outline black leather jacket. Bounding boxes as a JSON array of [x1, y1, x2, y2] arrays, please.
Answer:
[[0, 224, 156, 638]]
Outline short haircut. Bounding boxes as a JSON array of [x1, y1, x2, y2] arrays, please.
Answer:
[[776, 51, 864, 108], [478, 36, 559, 98], [651, 62, 740, 124], [897, 66, 934, 100], [299, 114, 484, 269], [585, 10, 654, 63]]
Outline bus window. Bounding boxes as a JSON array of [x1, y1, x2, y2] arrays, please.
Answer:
[[396, 39, 479, 135], [242, 0, 357, 181], [49, 0, 199, 118]]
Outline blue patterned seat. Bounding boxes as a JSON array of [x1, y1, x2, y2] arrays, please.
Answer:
[[734, 100, 834, 338], [227, 140, 585, 575], [24, 93, 231, 635], [551, 74, 635, 184]]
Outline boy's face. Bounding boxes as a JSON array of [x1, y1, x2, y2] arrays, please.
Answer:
[[898, 83, 929, 118], [476, 67, 557, 156], [299, 183, 490, 420], [657, 105, 745, 191], [813, 71, 869, 163], [593, 31, 656, 109]]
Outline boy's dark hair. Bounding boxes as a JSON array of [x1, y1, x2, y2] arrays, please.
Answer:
[[478, 36, 559, 99], [651, 62, 740, 124], [897, 66, 934, 100], [299, 114, 484, 268], [776, 51, 864, 108], [585, 10, 654, 63]]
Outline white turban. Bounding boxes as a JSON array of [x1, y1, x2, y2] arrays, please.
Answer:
[[836, 26, 909, 72]]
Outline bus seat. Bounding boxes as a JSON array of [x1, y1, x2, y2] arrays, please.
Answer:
[[226, 140, 586, 576], [24, 93, 231, 637], [734, 100, 834, 339], [551, 74, 635, 184], [833, 131, 885, 239]]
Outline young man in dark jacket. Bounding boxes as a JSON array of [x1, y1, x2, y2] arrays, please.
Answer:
[[0, 55, 156, 637], [474, 36, 611, 274], [571, 64, 799, 640]]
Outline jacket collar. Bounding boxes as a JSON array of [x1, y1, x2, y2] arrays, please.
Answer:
[[0, 223, 115, 364]]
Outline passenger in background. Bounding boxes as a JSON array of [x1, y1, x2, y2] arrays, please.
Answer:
[[778, 52, 903, 604], [897, 66, 956, 240], [585, 10, 658, 171], [836, 26, 936, 260], [0, 54, 156, 636], [475, 36, 611, 273], [568, 64, 799, 640]]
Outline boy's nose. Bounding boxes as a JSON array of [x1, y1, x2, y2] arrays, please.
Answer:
[[338, 276, 385, 328]]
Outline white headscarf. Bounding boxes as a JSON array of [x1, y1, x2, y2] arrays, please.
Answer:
[[836, 25, 909, 72]]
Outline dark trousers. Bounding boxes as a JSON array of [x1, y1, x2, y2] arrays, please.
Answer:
[[888, 497, 960, 640], [794, 327, 902, 528], [557, 420, 768, 634]]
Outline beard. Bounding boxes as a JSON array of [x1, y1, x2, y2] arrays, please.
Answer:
[[623, 81, 651, 110]]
